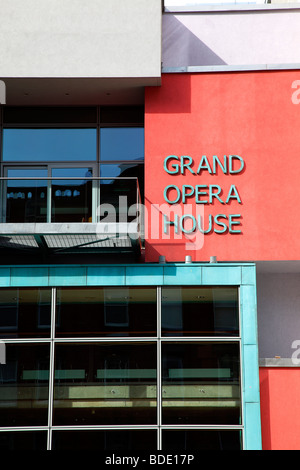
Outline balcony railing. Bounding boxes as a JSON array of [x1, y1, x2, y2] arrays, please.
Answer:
[[0, 177, 143, 254]]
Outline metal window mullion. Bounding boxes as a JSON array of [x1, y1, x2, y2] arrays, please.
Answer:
[[47, 287, 56, 450], [157, 287, 162, 450], [237, 286, 245, 449], [47, 167, 52, 223]]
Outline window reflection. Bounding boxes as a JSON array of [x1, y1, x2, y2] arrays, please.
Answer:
[[162, 342, 241, 425], [51, 168, 93, 222], [3, 129, 97, 162], [162, 287, 239, 336], [53, 342, 157, 426], [56, 287, 157, 337], [0, 344, 50, 426], [0, 288, 51, 338], [100, 163, 144, 202], [5, 169, 48, 223], [100, 128, 144, 161]]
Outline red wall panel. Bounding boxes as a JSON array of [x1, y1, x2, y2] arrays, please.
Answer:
[[145, 72, 300, 262], [260, 367, 300, 450]]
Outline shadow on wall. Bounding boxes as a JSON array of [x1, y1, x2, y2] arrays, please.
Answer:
[[162, 14, 227, 68], [259, 368, 272, 450]]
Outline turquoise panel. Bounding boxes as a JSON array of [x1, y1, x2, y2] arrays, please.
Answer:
[[0, 268, 11, 286], [163, 265, 202, 285], [10, 267, 49, 286], [242, 265, 256, 285], [240, 285, 257, 345], [49, 266, 87, 286], [242, 344, 260, 403], [125, 266, 164, 285], [202, 266, 242, 285], [87, 266, 126, 286], [243, 402, 262, 450]]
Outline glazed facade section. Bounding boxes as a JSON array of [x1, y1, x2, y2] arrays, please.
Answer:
[[0, 263, 260, 450]]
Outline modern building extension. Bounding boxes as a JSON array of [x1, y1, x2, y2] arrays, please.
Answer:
[[0, 0, 300, 451]]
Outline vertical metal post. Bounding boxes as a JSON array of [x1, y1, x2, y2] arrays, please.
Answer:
[[157, 286, 162, 450], [47, 287, 56, 450]]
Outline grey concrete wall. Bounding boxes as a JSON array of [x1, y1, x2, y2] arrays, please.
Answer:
[[257, 273, 300, 359], [0, 0, 162, 79]]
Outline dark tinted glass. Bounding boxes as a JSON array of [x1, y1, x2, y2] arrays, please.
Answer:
[[162, 342, 241, 425], [161, 287, 239, 336], [0, 288, 51, 338], [100, 106, 144, 124], [162, 430, 242, 450], [0, 431, 47, 450], [56, 287, 157, 337], [51, 167, 93, 222], [100, 163, 144, 201], [52, 430, 157, 450], [0, 343, 50, 426], [3, 106, 97, 124], [5, 169, 48, 223], [53, 342, 157, 426]]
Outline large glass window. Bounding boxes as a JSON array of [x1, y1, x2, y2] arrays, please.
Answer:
[[0, 343, 50, 427], [56, 287, 157, 337], [51, 167, 93, 223], [2, 129, 97, 162], [52, 430, 157, 451], [161, 287, 239, 337], [162, 430, 242, 451], [53, 342, 157, 426], [100, 128, 144, 162], [0, 286, 243, 450], [0, 288, 51, 338], [162, 342, 241, 425], [4, 168, 48, 223], [0, 107, 145, 224], [0, 431, 47, 450]]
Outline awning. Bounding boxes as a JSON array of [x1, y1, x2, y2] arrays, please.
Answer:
[[0, 222, 142, 255]]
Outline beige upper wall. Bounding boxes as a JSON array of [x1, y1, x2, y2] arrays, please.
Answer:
[[0, 0, 162, 79]]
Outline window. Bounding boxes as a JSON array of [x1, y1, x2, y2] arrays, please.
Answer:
[[0, 106, 144, 224], [2, 128, 97, 162]]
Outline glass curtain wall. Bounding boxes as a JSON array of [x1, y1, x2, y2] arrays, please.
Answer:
[[0, 106, 144, 224], [0, 286, 243, 451]]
